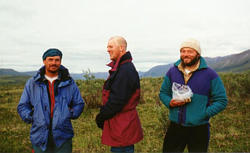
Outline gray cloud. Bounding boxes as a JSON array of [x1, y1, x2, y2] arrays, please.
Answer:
[[0, 0, 250, 73]]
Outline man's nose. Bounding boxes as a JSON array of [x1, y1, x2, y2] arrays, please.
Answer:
[[51, 60, 57, 64], [182, 52, 188, 56]]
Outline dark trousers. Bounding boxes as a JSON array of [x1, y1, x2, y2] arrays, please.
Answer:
[[163, 122, 210, 153], [111, 145, 134, 153], [32, 135, 72, 153]]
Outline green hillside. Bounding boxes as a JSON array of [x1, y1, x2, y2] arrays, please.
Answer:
[[0, 71, 249, 152]]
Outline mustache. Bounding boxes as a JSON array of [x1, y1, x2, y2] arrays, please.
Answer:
[[182, 55, 191, 58], [49, 65, 59, 67]]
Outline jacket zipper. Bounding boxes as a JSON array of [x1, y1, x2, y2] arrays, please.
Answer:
[[179, 71, 194, 125]]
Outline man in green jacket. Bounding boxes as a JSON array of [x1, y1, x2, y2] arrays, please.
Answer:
[[159, 38, 227, 152]]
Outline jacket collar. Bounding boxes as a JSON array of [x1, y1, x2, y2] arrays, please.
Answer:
[[107, 51, 133, 72], [174, 56, 208, 70], [34, 65, 72, 84]]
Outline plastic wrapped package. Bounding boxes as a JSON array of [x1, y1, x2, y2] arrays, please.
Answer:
[[172, 82, 193, 102]]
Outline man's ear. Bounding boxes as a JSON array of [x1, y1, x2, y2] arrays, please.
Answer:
[[120, 45, 123, 52], [120, 45, 126, 52]]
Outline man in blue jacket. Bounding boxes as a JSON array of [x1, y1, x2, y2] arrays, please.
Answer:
[[17, 48, 84, 153], [159, 38, 227, 152]]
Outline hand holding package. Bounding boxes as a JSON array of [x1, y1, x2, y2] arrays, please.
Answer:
[[172, 82, 193, 102]]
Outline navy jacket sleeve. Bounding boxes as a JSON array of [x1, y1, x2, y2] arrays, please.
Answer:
[[96, 65, 139, 123]]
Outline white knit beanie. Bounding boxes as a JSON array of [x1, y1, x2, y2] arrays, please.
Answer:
[[180, 38, 201, 55]]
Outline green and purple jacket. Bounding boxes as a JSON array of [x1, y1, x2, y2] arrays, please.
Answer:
[[159, 57, 227, 126]]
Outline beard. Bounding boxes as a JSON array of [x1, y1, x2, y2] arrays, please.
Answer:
[[181, 54, 200, 67], [48, 69, 58, 73]]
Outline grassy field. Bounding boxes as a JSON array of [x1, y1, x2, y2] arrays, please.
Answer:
[[0, 71, 249, 152]]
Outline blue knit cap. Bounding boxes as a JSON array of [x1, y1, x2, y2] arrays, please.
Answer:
[[42, 48, 63, 60]]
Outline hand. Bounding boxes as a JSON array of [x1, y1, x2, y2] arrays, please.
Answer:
[[183, 98, 191, 103], [169, 99, 186, 107], [95, 114, 104, 129], [96, 120, 104, 129]]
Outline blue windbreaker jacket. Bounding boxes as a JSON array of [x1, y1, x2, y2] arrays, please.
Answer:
[[17, 65, 84, 151], [159, 57, 227, 126]]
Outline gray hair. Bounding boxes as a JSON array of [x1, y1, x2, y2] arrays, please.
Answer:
[[109, 36, 127, 51]]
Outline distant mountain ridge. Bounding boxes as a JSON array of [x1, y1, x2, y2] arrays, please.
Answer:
[[141, 49, 250, 77], [205, 49, 250, 72], [0, 49, 249, 79], [0, 69, 108, 80], [0, 69, 28, 76]]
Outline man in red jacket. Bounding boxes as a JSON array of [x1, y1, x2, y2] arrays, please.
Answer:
[[96, 36, 143, 153]]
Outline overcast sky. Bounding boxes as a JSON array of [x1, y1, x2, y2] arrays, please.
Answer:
[[0, 0, 249, 73]]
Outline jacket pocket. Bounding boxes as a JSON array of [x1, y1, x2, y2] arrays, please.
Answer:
[[32, 103, 45, 126], [30, 125, 47, 146], [56, 96, 73, 133], [185, 95, 209, 126], [59, 96, 71, 121]]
